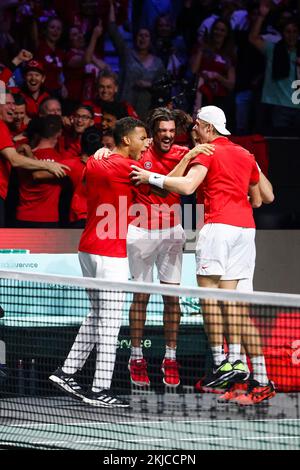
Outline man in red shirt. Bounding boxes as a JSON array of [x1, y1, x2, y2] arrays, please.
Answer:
[[33, 125, 103, 228], [0, 92, 68, 227], [21, 60, 49, 118], [127, 107, 214, 389], [16, 114, 67, 227], [11, 95, 30, 138], [49, 117, 148, 408], [131, 105, 276, 404], [86, 70, 139, 127], [64, 105, 95, 158]]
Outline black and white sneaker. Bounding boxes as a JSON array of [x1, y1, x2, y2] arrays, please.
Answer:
[[49, 367, 85, 400], [83, 390, 130, 408], [202, 360, 236, 388]]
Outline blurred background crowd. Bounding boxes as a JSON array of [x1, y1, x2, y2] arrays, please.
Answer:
[[0, 0, 300, 228]]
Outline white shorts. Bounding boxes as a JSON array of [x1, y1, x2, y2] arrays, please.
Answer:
[[126, 224, 186, 284], [236, 244, 256, 291], [78, 251, 129, 281], [195, 223, 256, 281]]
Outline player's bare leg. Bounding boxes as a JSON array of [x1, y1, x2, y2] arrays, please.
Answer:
[[161, 282, 181, 387], [195, 275, 237, 391], [128, 293, 151, 387]]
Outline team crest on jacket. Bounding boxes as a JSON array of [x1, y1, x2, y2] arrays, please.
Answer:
[[144, 161, 152, 169]]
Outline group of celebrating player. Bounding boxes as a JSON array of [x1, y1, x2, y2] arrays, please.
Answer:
[[49, 104, 276, 408]]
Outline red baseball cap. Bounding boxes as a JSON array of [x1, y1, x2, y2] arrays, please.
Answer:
[[25, 60, 45, 75]]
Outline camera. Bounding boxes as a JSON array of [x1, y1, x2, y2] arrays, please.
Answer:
[[151, 73, 196, 110]]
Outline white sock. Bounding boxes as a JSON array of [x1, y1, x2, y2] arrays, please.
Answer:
[[91, 387, 104, 393], [130, 347, 143, 361], [211, 345, 226, 366], [251, 355, 269, 385], [61, 365, 76, 375], [165, 346, 176, 360], [228, 344, 241, 364]]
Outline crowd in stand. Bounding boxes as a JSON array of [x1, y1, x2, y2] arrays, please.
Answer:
[[0, 0, 300, 228]]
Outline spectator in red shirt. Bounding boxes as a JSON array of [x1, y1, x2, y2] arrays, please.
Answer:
[[38, 96, 62, 116], [100, 101, 128, 133], [21, 59, 49, 118], [0, 92, 69, 227], [102, 128, 116, 150], [64, 105, 95, 157], [0, 49, 33, 86], [190, 18, 236, 123], [33, 125, 104, 229], [87, 70, 138, 127], [15, 115, 68, 228], [11, 94, 30, 144], [64, 22, 109, 108], [35, 16, 67, 97]]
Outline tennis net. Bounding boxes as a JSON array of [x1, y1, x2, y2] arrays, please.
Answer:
[[0, 270, 300, 450]]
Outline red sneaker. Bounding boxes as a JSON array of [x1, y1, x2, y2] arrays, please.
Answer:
[[218, 382, 248, 402], [128, 358, 150, 386], [161, 359, 180, 387], [232, 380, 276, 405]]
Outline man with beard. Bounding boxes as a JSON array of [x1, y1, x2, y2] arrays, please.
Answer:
[[127, 107, 214, 388], [21, 60, 49, 118]]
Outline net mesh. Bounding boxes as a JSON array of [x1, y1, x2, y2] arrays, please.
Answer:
[[0, 270, 300, 450]]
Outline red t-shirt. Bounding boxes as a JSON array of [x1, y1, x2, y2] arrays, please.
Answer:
[[16, 147, 64, 222], [21, 90, 50, 118], [189, 137, 259, 228], [62, 157, 87, 222], [0, 120, 14, 200], [64, 49, 85, 101], [132, 144, 189, 229], [79, 154, 139, 257], [64, 133, 81, 158], [36, 40, 66, 92]]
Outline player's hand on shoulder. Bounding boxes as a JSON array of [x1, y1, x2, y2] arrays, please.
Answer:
[[184, 143, 215, 161], [45, 161, 70, 178], [93, 147, 112, 160], [130, 165, 151, 186]]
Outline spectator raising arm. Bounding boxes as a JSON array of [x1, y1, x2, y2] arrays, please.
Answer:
[[249, 1, 271, 52]]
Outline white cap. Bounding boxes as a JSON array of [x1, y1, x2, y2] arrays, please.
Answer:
[[196, 106, 231, 135]]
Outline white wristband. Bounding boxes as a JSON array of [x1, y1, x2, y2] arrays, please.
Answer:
[[149, 173, 166, 189]]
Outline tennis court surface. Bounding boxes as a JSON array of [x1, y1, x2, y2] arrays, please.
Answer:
[[1, 392, 300, 450], [0, 271, 300, 450]]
